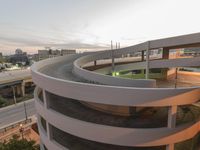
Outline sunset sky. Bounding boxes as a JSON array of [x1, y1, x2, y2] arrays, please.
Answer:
[[0, 0, 200, 55]]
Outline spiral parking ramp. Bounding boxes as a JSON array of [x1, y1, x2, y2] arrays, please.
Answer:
[[31, 33, 200, 150]]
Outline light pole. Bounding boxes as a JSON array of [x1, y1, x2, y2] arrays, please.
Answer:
[[23, 101, 28, 121], [111, 41, 115, 73]]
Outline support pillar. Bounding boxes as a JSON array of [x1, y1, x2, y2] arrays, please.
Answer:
[[166, 105, 177, 150], [16, 85, 22, 96], [39, 140, 45, 150], [11, 86, 17, 105], [141, 51, 144, 61], [42, 90, 48, 108], [94, 60, 97, 66], [163, 47, 170, 59], [167, 105, 177, 128], [21, 82, 25, 97], [145, 41, 150, 79], [166, 144, 174, 150], [47, 123, 52, 140]]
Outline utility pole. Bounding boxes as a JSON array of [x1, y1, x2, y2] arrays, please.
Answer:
[[111, 41, 115, 72], [145, 41, 150, 79]]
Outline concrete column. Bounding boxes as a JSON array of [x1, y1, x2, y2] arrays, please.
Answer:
[[141, 51, 145, 61], [21, 82, 25, 97], [166, 105, 177, 150], [94, 60, 97, 66], [16, 85, 21, 96], [162, 47, 170, 79], [42, 90, 48, 108], [167, 105, 177, 128], [39, 140, 45, 150], [11, 86, 17, 104], [47, 122, 52, 140], [166, 144, 174, 150], [163, 47, 170, 59], [145, 41, 150, 79]]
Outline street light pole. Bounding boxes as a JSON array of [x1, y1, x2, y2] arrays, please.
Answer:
[[19, 124, 24, 139]]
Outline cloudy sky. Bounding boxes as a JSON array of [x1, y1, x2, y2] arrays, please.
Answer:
[[0, 0, 200, 55]]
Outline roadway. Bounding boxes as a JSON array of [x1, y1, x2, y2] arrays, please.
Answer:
[[0, 99, 36, 129], [0, 69, 31, 84]]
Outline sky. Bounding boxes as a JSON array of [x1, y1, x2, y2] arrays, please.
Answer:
[[0, 0, 200, 55]]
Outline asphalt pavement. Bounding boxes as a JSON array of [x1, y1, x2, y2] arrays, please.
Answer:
[[0, 99, 36, 129]]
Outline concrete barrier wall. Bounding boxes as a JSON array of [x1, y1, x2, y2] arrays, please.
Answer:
[[35, 93, 200, 147]]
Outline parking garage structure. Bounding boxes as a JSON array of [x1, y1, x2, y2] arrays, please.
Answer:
[[32, 33, 200, 150]]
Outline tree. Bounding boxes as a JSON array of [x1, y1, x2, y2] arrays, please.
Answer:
[[0, 134, 40, 150], [0, 96, 7, 108]]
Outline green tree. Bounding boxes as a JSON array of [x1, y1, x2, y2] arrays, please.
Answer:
[[0, 96, 7, 108], [0, 135, 39, 150]]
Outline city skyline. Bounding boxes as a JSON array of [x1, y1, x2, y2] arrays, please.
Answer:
[[1, 0, 200, 55]]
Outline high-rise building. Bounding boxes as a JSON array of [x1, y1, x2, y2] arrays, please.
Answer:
[[32, 33, 200, 150]]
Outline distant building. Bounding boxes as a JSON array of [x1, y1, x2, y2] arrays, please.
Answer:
[[38, 50, 49, 60], [49, 50, 61, 58], [0, 52, 3, 62], [15, 48, 23, 55], [61, 49, 76, 56], [183, 47, 200, 56], [37, 49, 76, 60], [9, 49, 29, 65]]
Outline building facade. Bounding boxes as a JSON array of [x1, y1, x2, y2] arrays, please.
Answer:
[[32, 33, 200, 150], [38, 49, 76, 60]]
